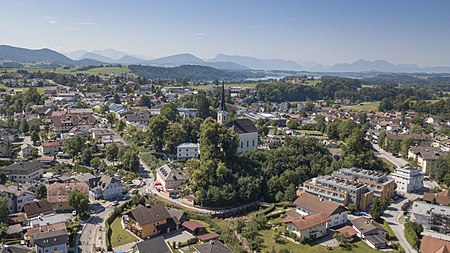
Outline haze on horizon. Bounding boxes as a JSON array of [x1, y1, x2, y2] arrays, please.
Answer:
[[1, 0, 450, 67]]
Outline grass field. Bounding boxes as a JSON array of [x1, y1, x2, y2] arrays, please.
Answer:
[[295, 130, 324, 136], [110, 217, 138, 248], [190, 83, 258, 90], [0, 84, 45, 94], [260, 229, 383, 253], [341, 101, 380, 112], [1, 66, 133, 76]]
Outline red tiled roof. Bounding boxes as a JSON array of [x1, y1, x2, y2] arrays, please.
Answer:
[[47, 182, 89, 203], [285, 212, 330, 231], [41, 142, 60, 147], [336, 226, 358, 238], [182, 221, 206, 231], [420, 236, 450, 253], [197, 232, 220, 242]]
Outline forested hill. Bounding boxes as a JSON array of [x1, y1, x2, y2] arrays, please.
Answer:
[[128, 64, 261, 81]]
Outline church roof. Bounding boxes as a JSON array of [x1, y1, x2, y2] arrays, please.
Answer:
[[228, 119, 258, 134]]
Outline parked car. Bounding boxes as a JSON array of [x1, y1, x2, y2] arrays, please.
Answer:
[[112, 201, 119, 206], [72, 211, 77, 216]]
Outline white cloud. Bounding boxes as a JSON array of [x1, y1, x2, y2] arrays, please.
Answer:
[[48, 20, 57, 24], [73, 22, 96, 25], [196, 32, 208, 36]]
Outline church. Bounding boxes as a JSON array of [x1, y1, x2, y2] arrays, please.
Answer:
[[217, 82, 259, 154]]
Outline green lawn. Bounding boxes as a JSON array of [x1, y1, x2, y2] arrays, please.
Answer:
[[110, 217, 139, 248], [341, 101, 380, 112], [295, 130, 324, 136], [382, 158, 396, 172], [212, 218, 231, 230], [260, 229, 382, 253], [1, 66, 133, 76], [0, 84, 45, 94]]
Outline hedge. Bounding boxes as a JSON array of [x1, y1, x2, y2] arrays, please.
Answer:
[[383, 220, 397, 240], [404, 222, 421, 249]]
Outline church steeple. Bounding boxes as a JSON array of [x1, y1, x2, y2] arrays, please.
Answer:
[[217, 80, 227, 125]]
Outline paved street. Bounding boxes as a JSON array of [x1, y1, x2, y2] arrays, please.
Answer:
[[373, 143, 408, 167], [78, 203, 114, 253]]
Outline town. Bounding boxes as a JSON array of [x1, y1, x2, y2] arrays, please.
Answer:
[[0, 65, 449, 253]]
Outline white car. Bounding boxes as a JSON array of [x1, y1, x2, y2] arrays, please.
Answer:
[[72, 210, 77, 216]]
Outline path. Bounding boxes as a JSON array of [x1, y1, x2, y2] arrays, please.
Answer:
[[373, 143, 408, 168]]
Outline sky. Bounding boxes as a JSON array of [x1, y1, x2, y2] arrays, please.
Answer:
[[1, 0, 450, 66]]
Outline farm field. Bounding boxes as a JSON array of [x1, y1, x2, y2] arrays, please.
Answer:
[[341, 101, 380, 111]]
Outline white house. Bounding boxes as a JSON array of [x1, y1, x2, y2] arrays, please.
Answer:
[[89, 175, 123, 200], [177, 143, 199, 160], [351, 217, 388, 249], [292, 192, 349, 228], [156, 164, 186, 193], [20, 143, 33, 157], [390, 166, 423, 193], [0, 185, 36, 213]]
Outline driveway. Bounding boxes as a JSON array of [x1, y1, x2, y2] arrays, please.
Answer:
[[164, 231, 195, 245]]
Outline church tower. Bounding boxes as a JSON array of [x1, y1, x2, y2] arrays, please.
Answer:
[[217, 81, 227, 125]]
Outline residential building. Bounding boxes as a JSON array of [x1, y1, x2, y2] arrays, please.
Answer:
[[123, 112, 150, 125], [390, 166, 423, 193], [41, 142, 61, 155], [423, 189, 450, 206], [408, 147, 445, 174], [1, 161, 44, 183], [176, 143, 199, 160], [0, 128, 19, 142], [194, 241, 232, 253], [0, 244, 32, 253], [419, 236, 450, 253], [47, 182, 89, 211], [284, 212, 330, 240], [303, 176, 373, 211], [411, 201, 450, 234], [178, 108, 197, 119], [0, 140, 11, 157], [0, 185, 35, 213], [290, 192, 349, 228], [25, 222, 66, 246], [124, 204, 179, 239], [384, 132, 432, 147], [51, 109, 96, 132], [133, 236, 170, 253], [155, 164, 186, 193], [351, 217, 388, 249], [89, 175, 123, 200], [91, 128, 115, 141], [333, 167, 396, 198], [22, 200, 54, 218], [20, 143, 33, 158], [34, 229, 68, 253]]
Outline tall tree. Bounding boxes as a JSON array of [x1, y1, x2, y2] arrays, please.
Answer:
[[199, 118, 238, 162], [160, 103, 178, 121], [195, 93, 211, 119], [147, 115, 169, 152], [63, 135, 86, 161], [106, 143, 119, 164], [68, 189, 89, 215], [163, 122, 187, 154], [0, 196, 8, 220], [35, 184, 47, 200]]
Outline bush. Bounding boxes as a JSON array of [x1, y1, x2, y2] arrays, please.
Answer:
[[404, 222, 422, 249], [265, 210, 287, 219], [383, 220, 397, 240]]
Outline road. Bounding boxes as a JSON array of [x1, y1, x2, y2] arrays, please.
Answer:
[[78, 203, 114, 253], [373, 143, 408, 168]]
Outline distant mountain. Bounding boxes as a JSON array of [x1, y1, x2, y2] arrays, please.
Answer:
[[209, 54, 302, 71], [115, 55, 143, 64], [91, 48, 127, 60], [65, 50, 88, 60], [327, 59, 450, 73], [0, 45, 105, 67], [77, 52, 115, 62], [145, 53, 204, 65]]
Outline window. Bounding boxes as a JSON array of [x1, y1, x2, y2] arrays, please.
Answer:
[[253, 140, 255, 146], [241, 142, 243, 148], [247, 141, 249, 148]]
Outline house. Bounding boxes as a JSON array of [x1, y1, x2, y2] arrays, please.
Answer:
[[155, 165, 186, 193], [89, 175, 123, 200], [25, 222, 66, 246], [290, 192, 348, 228], [91, 128, 115, 141], [51, 109, 96, 132], [19, 143, 33, 158], [22, 200, 54, 219], [177, 143, 199, 160], [133, 236, 170, 253], [197, 232, 220, 243], [419, 236, 450, 253], [0, 244, 33, 253], [182, 220, 206, 236], [34, 229, 68, 253], [284, 212, 330, 240], [0, 185, 36, 213], [335, 226, 358, 241], [1, 161, 44, 183], [411, 201, 450, 234], [0, 140, 11, 157], [351, 217, 388, 249], [47, 182, 89, 211], [41, 142, 61, 155], [178, 108, 197, 119], [0, 128, 19, 142], [194, 240, 232, 253], [423, 189, 450, 206], [390, 166, 423, 193], [123, 112, 150, 125], [124, 204, 180, 239], [408, 147, 444, 174]]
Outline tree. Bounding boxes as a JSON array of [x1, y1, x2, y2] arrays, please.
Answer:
[[379, 98, 394, 112], [160, 103, 178, 121], [199, 118, 238, 162], [400, 135, 415, 158], [35, 184, 47, 200], [115, 119, 125, 132], [68, 188, 89, 215], [19, 119, 29, 134], [0, 196, 9, 220], [326, 121, 340, 140], [63, 135, 86, 161], [106, 143, 119, 164], [139, 95, 152, 108], [120, 149, 140, 171], [163, 122, 187, 154], [333, 232, 348, 246], [287, 119, 300, 130], [31, 130, 40, 144], [0, 172, 6, 184], [195, 93, 211, 119], [378, 131, 386, 149], [80, 147, 93, 166], [90, 157, 101, 169], [370, 197, 389, 220], [147, 115, 169, 152]]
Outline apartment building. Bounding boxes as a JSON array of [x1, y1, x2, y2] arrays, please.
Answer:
[[333, 167, 396, 198], [389, 166, 423, 193], [408, 147, 445, 175], [411, 201, 450, 234]]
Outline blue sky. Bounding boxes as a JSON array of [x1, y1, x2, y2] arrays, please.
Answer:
[[1, 0, 450, 66]]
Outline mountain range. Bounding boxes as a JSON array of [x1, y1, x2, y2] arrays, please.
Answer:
[[1, 45, 450, 73]]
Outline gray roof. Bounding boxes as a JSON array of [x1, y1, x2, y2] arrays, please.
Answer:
[[34, 229, 68, 247], [0, 244, 32, 253], [177, 143, 198, 148], [93, 175, 121, 190], [351, 217, 386, 235], [6, 224, 23, 235], [72, 173, 96, 183], [125, 112, 149, 122], [228, 119, 258, 134], [194, 240, 232, 253], [135, 236, 170, 253], [365, 234, 388, 246], [156, 165, 185, 182], [2, 161, 42, 175]]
